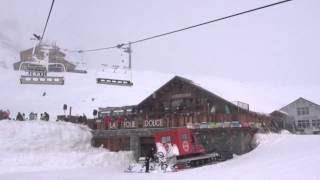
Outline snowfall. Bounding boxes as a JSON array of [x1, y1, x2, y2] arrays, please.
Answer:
[[0, 66, 320, 179]]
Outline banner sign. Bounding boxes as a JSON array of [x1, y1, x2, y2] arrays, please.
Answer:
[[144, 119, 163, 128], [109, 122, 117, 129], [123, 120, 136, 128]]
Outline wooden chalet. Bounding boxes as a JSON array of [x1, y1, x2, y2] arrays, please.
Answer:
[[92, 76, 272, 159]]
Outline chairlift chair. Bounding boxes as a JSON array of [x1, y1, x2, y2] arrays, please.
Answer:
[[96, 43, 133, 87], [96, 77, 133, 86], [19, 42, 66, 85]]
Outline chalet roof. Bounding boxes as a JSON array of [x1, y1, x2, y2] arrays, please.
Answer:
[[280, 97, 320, 110], [270, 110, 289, 117], [138, 75, 244, 111]]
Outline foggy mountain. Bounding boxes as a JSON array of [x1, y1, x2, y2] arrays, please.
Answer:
[[0, 0, 319, 86]]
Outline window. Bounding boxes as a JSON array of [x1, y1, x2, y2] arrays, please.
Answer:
[[312, 119, 320, 128], [312, 120, 316, 127], [161, 101, 170, 111], [297, 120, 310, 129], [161, 136, 171, 143], [181, 133, 187, 141], [171, 99, 183, 108], [171, 99, 192, 110], [297, 107, 309, 115]]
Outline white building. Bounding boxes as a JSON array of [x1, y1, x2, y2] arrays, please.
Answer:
[[280, 97, 320, 134]]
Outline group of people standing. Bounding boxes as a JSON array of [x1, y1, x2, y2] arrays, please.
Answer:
[[16, 112, 50, 121], [0, 109, 10, 120]]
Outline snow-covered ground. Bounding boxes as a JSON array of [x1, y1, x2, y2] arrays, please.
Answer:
[[0, 120, 133, 175], [1, 51, 320, 179], [0, 120, 319, 180], [0, 67, 319, 179]]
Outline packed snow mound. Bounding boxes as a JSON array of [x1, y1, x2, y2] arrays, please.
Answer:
[[1, 132, 319, 180], [0, 120, 134, 174], [0, 120, 92, 152], [184, 132, 320, 180]]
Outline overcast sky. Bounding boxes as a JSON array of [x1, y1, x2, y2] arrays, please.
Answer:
[[1, 0, 319, 87]]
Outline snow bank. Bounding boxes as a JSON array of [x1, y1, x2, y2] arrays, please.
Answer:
[[1, 132, 320, 180], [0, 120, 133, 174], [180, 132, 320, 180]]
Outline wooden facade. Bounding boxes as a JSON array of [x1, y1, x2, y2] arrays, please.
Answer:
[[92, 76, 272, 154], [96, 76, 271, 131]]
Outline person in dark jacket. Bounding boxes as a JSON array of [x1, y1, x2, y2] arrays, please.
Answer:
[[145, 147, 156, 173], [78, 116, 83, 124], [16, 112, 23, 121], [43, 112, 49, 121], [82, 114, 87, 124]]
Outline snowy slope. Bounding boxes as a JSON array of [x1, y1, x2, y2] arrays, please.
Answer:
[[0, 120, 133, 175], [0, 121, 319, 180], [0, 68, 173, 119], [1, 67, 320, 120]]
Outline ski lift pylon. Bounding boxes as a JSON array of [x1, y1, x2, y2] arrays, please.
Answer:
[[96, 42, 133, 87]]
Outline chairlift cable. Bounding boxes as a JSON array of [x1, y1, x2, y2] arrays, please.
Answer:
[[129, 0, 292, 45], [40, 0, 55, 43], [71, 0, 293, 53]]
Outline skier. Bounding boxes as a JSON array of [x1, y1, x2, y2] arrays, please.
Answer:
[[16, 112, 23, 121], [78, 116, 83, 124], [44, 112, 49, 121], [145, 147, 156, 173], [29, 112, 34, 120], [83, 114, 87, 124]]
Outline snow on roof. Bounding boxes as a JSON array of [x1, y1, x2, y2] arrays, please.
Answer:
[[279, 97, 320, 111], [278, 110, 289, 115]]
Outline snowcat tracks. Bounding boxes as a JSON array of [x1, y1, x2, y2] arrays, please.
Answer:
[[176, 152, 233, 169]]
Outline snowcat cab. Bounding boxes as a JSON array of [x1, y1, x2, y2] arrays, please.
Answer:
[[154, 128, 206, 157], [153, 128, 224, 169]]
